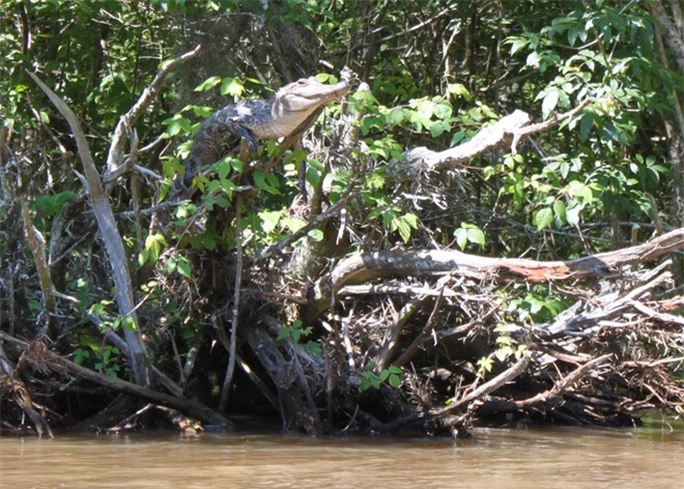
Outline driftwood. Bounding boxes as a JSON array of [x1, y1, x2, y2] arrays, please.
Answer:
[[308, 227, 684, 317]]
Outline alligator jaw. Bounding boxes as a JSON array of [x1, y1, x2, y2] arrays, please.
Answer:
[[263, 77, 351, 139]]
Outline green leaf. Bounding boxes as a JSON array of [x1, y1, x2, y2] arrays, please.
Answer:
[[138, 249, 149, 267], [526, 51, 542, 68], [166, 257, 177, 274], [73, 348, 90, 366], [509, 37, 529, 56], [541, 89, 560, 119], [282, 216, 307, 233], [553, 200, 567, 224], [121, 315, 136, 331], [259, 210, 283, 233], [467, 227, 486, 248], [579, 112, 594, 140], [230, 158, 244, 173], [163, 115, 192, 136], [454, 228, 468, 250], [566, 205, 582, 227], [220, 77, 244, 97], [144, 233, 168, 263], [307, 229, 324, 242], [202, 235, 217, 250], [254, 171, 281, 195], [446, 83, 471, 101], [533, 207, 554, 230], [176, 259, 192, 278], [31, 191, 75, 216], [276, 328, 291, 342], [194, 76, 221, 92], [396, 216, 413, 243]]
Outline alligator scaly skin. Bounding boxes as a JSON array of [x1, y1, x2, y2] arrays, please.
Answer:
[[179, 76, 351, 187]]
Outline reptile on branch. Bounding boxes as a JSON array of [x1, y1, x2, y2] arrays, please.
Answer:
[[176, 70, 354, 191]]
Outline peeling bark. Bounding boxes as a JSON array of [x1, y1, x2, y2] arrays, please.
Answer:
[[308, 227, 684, 317]]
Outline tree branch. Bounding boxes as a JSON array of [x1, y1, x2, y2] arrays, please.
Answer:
[[26, 71, 151, 386], [105, 45, 201, 179], [401, 99, 592, 176], [309, 227, 684, 316]]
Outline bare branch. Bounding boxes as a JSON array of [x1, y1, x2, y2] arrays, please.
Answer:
[[433, 352, 533, 416], [309, 227, 684, 316], [516, 354, 613, 407], [401, 99, 592, 176], [26, 70, 151, 386], [105, 45, 202, 179]]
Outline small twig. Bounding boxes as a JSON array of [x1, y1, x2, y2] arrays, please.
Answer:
[[629, 300, 684, 327], [393, 279, 448, 368], [431, 352, 533, 417], [375, 296, 425, 371], [516, 354, 612, 407], [255, 191, 359, 263], [512, 98, 593, 141], [219, 193, 243, 411], [133, 164, 163, 181], [624, 357, 684, 368]]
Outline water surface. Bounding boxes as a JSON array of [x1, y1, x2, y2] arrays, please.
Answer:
[[1, 425, 682, 488]]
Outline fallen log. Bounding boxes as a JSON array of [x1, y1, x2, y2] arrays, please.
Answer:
[[308, 227, 684, 317]]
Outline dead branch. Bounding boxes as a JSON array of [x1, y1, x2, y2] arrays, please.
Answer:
[[309, 227, 684, 317], [385, 352, 533, 432], [539, 268, 674, 337], [401, 99, 592, 175], [104, 45, 202, 179], [0, 330, 232, 429], [219, 193, 243, 411], [392, 280, 447, 368], [432, 352, 533, 417], [255, 190, 359, 263], [19, 199, 57, 339], [516, 354, 613, 407], [241, 321, 323, 434], [27, 71, 152, 387]]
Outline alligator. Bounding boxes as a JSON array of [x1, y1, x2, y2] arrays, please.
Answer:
[[177, 73, 352, 190]]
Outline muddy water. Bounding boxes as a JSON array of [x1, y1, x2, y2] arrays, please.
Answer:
[[1, 425, 682, 489]]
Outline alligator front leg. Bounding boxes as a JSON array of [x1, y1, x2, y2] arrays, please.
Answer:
[[229, 123, 258, 155], [172, 120, 258, 199]]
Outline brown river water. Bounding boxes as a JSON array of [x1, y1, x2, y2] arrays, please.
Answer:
[[1, 424, 682, 489]]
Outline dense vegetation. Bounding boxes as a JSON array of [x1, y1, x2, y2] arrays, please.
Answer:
[[1, 0, 682, 437]]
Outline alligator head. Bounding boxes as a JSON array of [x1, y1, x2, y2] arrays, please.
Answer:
[[262, 76, 351, 139]]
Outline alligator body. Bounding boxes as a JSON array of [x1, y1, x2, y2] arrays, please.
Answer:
[[181, 75, 351, 185]]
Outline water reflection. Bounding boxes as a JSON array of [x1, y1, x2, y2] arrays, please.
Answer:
[[1, 426, 682, 489]]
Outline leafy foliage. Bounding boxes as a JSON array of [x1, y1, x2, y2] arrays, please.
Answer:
[[1, 0, 681, 431]]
